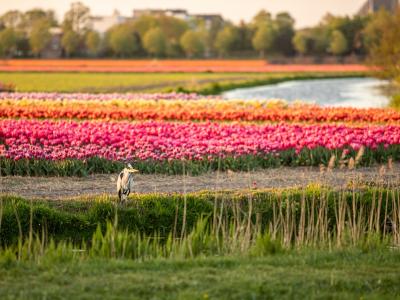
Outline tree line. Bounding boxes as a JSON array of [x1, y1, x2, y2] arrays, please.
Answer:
[[0, 2, 397, 59]]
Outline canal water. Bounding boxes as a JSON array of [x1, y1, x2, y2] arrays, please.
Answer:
[[222, 77, 389, 108]]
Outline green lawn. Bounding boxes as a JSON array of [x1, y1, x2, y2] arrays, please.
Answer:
[[0, 72, 365, 94], [1, 191, 399, 299], [1, 250, 399, 299]]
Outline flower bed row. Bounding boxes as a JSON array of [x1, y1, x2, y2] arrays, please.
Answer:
[[0, 92, 204, 101], [2, 98, 400, 123], [1, 119, 398, 175], [0, 59, 369, 73]]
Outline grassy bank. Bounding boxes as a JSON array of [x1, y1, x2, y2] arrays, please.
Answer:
[[1, 187, 399, 246], [1, 188, 400, 298], [0, 72, 366, 94], [390, 94, 400, 108], [1, 250, 399, 299]]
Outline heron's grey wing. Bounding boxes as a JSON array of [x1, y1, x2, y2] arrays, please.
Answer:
[[128, 174, 135, 191]]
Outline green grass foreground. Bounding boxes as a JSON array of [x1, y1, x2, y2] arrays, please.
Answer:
[[1, 250, 399, 299], [0, 72, 365, 94], [1, 187, 399, 246], [1, 188, 400, 299]]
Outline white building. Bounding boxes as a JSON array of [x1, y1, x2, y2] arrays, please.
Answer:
[[89, 10, 128, 36], [132, 9, 189, 20]]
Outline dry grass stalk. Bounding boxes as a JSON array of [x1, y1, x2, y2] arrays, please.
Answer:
[[383, 191, 390, 239], [242, 193, 253, 252], [327, 155, 336, 171], [296, 194, 306, 247], [388, 157, 393, 171], [339, 150, 348, 169], [379, 165, 386, 177], [376, 192, 383, 233], [368, 190, 377, 234], [348, 158, 355, 170], [181, 160, 187, 240], [333, 193, 343, 247], [392, 190, 400, 245], [213, 157, 222, 234], [355, 146, 365, 165]]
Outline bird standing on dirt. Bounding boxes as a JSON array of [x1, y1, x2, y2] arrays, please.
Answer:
[[117, 163, 139, 203]]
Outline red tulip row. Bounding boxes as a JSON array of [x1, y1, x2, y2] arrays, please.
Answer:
[[1, 119, 398, 161]]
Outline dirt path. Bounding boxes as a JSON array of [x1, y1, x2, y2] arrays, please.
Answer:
[[1, 165, 399, 200]]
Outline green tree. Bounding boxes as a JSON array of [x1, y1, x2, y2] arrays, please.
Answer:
[[0, 10, 23, 28], [363, 9, 391, 49], [159, 16, 187, 57], [63, 2, 90, 34], [252, 10, 272, 29], [109, 25, 139, 57], [274, 12, 295, 55], [61, 30, 80, 57], [208, 19, 225, 56], [132, 15, 186, 57], [233, 20, 253, 51], [29, 20, 51, 57], [23, 9, 57, 30], [180, 30, 204, 57], [292, 31, 309, 55], [131, 15, 159, 38], [0, 28, 18, 57], [328, 30, 348, 56], [322, 14, 367, 55], [143, 27, 167, 57], [308, 26, 330, 55], [85, 30, 101, 56], [367, 10, 400, 79], [252, 24, 276, 57], [214, 27, 236, 57]]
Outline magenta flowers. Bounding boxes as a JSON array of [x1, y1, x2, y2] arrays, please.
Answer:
[[1, 119, 398, 162]]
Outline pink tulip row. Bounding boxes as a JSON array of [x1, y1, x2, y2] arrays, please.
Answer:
[[0, 119, 398, 161], [0, 92, 208, 102]]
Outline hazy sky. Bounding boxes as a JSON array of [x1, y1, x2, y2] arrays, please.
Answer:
[[0, 0, 366, 28]]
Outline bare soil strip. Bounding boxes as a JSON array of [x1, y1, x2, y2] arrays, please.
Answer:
[[1, 165, 398, 200]]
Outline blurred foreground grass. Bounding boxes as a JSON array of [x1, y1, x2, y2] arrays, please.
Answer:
[[1, 250, 399, 299]]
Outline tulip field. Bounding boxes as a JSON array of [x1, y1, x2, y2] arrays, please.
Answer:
[[1, 92, 400, 123], [0, 59, 369, 73], [2, 81, 400, 300], [0, 91, 399, 176]]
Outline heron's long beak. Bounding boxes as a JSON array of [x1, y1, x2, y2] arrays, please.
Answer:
[[127, 168, 139, 173]]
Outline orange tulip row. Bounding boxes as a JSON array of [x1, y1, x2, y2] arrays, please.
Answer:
[[0, 59, 369, 73], [1, 99, 399, 123]]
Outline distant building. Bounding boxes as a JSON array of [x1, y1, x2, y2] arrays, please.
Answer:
[[89, 10, 129, 36], [191, 14, 224, 29], [42, 27, 62, 58], [358, 0, 399, 16], [131, 9, 224, 25], [132, 9, 189, 20]]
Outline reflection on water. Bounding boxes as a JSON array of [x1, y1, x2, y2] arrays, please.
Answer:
[[222, 77, 390, 108]]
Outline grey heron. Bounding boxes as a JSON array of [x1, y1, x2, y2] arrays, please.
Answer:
[[117, 163, 139, 203]]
